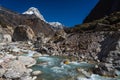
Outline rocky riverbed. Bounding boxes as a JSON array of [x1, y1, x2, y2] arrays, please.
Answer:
[[0, 41, 41, 80], [0, 41, 120, 80]]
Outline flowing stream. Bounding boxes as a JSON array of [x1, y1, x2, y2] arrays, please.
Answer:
[[1, 43, 120, 80], [30, 56, 119, 80]]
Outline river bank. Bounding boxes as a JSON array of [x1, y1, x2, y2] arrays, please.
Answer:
[[0, 41, 120, 80]]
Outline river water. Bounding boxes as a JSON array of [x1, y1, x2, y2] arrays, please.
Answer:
[[31, 56, 119, 80], [1, 42, 119, 80]]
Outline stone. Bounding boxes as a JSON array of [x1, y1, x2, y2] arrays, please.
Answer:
[[34, 39, 43, 48], [32, 70, 42, 76], [0, 33, 12, 43], [3, 34, 12, 42], [23, 69, 33, 77], [2, 54, 16, 62], [32, 53, 42, 58], [18, 56, 36, 67], [20, 69, 33, 80], [63, 59, 70, 65], [0, 52, 4, 58], [76, 68, 91, 78], [93, 63, 116, 77], [104, 63, 114, 71], [27, 41, 33, 45], [4, 60, 27, 79], [32, 76, 37, 80], [0, 67, 6, 77], [20, 76, 33, 80], [27, 69, 33, 73]]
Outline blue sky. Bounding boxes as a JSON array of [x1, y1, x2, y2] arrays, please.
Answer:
[[0, 0, 99, 27]]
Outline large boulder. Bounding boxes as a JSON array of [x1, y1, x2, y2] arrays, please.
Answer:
[[18, 56, 36, 67], [12, 25, 35, 41], [4, 60, 27, 79]]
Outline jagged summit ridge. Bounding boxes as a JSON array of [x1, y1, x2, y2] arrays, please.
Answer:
[[23, 7, 64, 29], [23, 7, 46, 22], [49, 22, 63, 29]]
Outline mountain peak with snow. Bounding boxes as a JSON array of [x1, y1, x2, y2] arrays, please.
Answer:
[[49, 22, 63, 29], [23, 7, 46, 22], [23, 7, 64, 29]]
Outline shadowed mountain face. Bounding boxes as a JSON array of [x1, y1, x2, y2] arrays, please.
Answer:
[[84, 0, 120, 23], [0, 6, 55, 37]]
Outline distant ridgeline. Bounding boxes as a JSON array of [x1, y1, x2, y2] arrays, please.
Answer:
[[84, 0, 120, 23]]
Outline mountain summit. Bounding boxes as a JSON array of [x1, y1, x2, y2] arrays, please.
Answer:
[[23, 7, 46, 22], [23, 7, 64, 29]]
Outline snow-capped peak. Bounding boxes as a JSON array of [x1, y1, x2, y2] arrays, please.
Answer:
[[49, 22, 62, 26], [49, 22, 63, 29], [23, 7, 46, 22], [23, 7, 64, 29]]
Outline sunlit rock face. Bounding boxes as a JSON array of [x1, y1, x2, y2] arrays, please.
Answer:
[[84, 0, 120, 23]]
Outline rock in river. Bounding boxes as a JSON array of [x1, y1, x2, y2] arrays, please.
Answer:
[[18, 56, 36, 67], [4, 60, 27, 79], [32, 70, 42, 76]]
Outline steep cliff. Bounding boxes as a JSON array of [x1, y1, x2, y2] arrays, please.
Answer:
[[84, 0, 120, 23]]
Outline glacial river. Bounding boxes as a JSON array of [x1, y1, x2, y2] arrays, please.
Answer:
[[1, 42, 120, 80], [31, 56, 119, 80]]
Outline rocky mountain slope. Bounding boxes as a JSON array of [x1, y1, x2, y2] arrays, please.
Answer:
[[0, 6, 56, 40], [84, 0, 120, 23]]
